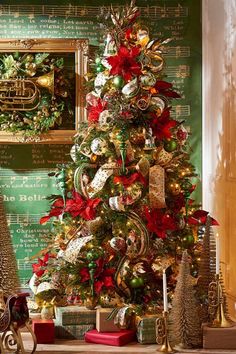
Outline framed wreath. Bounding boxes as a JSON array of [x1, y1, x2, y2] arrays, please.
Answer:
[[0, 39, 88, 143]]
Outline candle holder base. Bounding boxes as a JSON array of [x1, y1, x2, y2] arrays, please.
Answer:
[[156, 311, 176, 353]]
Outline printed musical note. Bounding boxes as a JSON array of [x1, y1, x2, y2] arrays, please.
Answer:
[[164, 46, 191, 58], [17, 259, 33, 270], [6, 213, 43, 225], [165, 65, 190, 78], [171, 105, 191, 118]]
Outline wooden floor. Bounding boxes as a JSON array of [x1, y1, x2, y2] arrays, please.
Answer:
[[21, 333, 236, 354]]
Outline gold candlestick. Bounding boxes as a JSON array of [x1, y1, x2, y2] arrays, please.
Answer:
[[156, 311, 176, 353], [208, 273, 233, 328]]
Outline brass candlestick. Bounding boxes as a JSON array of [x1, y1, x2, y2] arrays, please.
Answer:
[[208, 273, 233, 328], [156, 311, 175, 353]]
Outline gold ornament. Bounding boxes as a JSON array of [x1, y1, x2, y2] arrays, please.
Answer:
[[84, 295, 98, 310]]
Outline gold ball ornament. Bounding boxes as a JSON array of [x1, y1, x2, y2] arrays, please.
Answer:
[[129, 127, 145, 145]]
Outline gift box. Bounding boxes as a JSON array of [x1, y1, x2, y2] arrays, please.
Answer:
[[85, 329, 136, 346], [136, 315, 159, 344], [32, 319, 55, 344], [203, 323, 236, 349], [55, 306, 96, 326], [54, 319, 94, 339], [96, 308, 120, 332]]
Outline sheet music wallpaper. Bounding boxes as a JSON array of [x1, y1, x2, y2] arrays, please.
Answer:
[[0, 0, 201, 288]]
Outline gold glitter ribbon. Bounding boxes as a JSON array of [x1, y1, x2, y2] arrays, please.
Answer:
[[149, 165, 166, 208]]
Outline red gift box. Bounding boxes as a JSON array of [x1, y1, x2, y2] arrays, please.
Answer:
[[84, 329, 136, 346], [32, 319, 55, 344]]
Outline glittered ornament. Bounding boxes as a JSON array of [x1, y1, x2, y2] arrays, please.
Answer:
[[164, 139, 178, 152], [177, 125, 188, 143], [91, 138, 108, 155], [96, 63, 105, 73], [122, 77, 139, 97], [113, 75, 125, 89], [99, 109, 110, 126], [110, 236, 126, 252], [86, 92, 98, 106], [140, 72, 156, 88], [129, 127, 145, 145]]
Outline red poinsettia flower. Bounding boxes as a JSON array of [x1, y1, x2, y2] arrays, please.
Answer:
[[144, 206, 177, 239], [188, 210, 219, 226], [113, 172, 146, 188], [79, 259, 115, 294], [150, 108, 177, 140], [107, 46, 141, 82], [40, 190, 101, 224], [32, 253, 54, 277], [154, 80, 181, 98], [87, 98, 107, 123]]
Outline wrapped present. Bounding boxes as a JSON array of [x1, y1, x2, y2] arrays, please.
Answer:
[[96, 308, 120, 332], [136, 315, 159, 344], [55, 306, 96, 326], [85, 329, 136, 346], [32, 319, 55, 344], [54, 319, 94, 339]]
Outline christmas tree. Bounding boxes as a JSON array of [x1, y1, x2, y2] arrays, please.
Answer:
[[0, 195, 20, 296], [169, 250, 202, 348], [31, 1, 209, 314]]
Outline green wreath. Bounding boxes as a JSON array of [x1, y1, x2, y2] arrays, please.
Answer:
[[0, 52, 74, 138]]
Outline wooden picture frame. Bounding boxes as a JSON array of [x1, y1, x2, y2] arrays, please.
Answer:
[[0, 38, 88, 143]]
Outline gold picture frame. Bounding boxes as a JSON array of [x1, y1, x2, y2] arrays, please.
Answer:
[[0, 38, 88, 143]]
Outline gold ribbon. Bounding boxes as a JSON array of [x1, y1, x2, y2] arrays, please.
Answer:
[[149, 165, 166, 208]]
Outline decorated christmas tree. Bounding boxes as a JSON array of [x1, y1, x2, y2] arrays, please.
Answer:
[[30, 1, 211, 317]]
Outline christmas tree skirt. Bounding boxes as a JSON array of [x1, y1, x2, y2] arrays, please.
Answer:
[[203, 323, 236, 349]]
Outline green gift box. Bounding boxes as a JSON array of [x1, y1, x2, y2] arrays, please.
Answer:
[[54, 319, 94, 340], [55, 306, 96, 326], [136, 316, 159, 344]]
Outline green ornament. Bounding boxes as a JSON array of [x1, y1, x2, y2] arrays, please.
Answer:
[[95, 57, 102, 64], [181, 228, 195, 248], [96, 64, 105, 73], [88, 261, 97, 269], [86, 249, 100, 261], [164, 139, 178, 152], [181, 180, 192, 190], [129, 277, 145, 289], [113, 76, 125, 89]]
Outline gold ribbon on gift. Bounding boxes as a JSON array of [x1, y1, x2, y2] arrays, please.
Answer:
[[149, 165, 166, 208]]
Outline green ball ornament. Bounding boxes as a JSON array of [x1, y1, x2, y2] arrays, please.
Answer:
[[88, 261, 97, 269], [96, 64, 105, 73], [113, 76, 125, 89], [129, 277, 145, 289], [164, 139, 178, 152], [95, 57, 102, 65], [181, 229, 195, 248], [86, 249, 100, 261], [181, 180, 192, 190]]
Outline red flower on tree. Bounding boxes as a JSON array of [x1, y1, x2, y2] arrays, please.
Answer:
[[144, 206, 177, 239], [154, 80, 181, 98], [32, 253, 54, 277], [87, 98, 107, 123], [150, 108, 177, 140], [40, 190, 101, 224], [107, 46, 141, 82]]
